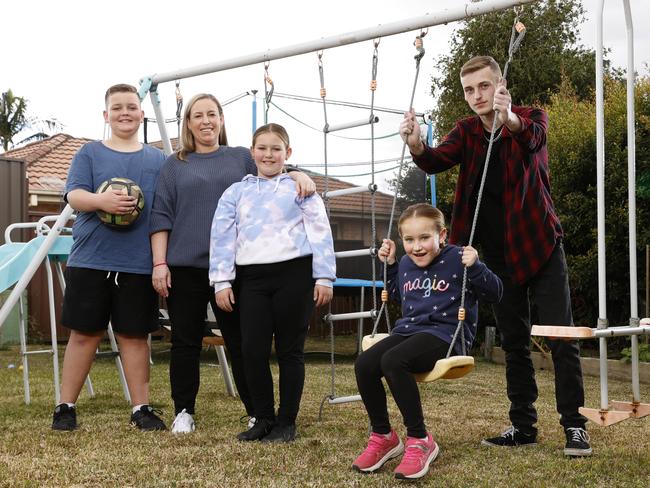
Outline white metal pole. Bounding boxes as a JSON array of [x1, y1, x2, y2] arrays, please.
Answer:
[[622, 0, 640, 404], [150, 89, 173, 156], [595, 0, 609, 411], [143, 0, 537, 86], [44, 258, 61, 404]]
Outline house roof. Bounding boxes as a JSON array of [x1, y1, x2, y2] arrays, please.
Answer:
[[2, 134, 93, 193], [2, 134, 396, 216]]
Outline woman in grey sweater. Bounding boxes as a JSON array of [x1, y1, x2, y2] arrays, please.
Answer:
[[150, 93, 315, 434]]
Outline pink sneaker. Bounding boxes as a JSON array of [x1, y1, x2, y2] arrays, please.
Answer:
[[394, 433, 439, 480], [352, 431, 404, 473]]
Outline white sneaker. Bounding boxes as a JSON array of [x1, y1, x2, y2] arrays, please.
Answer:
[[171, 409, 195, 434], [247, 416, 256, 429]]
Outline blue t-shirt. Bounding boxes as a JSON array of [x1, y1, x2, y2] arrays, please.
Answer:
[[65, 141, 166, 274]]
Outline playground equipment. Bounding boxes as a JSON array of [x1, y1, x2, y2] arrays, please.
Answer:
[[531, 0, 650, 426], [135, 0, 537, 416], [0, 206, 131, 405]]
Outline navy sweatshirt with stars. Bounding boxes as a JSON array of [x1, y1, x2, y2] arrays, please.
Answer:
[[386, 244, 503, 354]]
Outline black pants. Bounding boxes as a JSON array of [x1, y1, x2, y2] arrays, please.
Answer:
[[237, 256, 314, 425], [355, 333, 449, 438], [167, 266, 253, 416], [485, 242, 586, 434]]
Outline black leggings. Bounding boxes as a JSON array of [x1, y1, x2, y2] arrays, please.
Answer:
[[238, 256, 315, 425], [355, 333, 449, 438], [167, 266, 253, 416]]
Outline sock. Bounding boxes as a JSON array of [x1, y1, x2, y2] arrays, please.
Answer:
[[132, 404, 147, 414]]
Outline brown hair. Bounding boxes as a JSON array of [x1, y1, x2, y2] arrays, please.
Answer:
[[177, 93, 228, 161], [460, 55, 502, 79], [104, 84, 139, 106], [252, 123, 290, 148], [398, 203, 446, 237]]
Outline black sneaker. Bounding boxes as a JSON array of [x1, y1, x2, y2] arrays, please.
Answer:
[[130, 405, 167, 431], [52, 403, 77, 431], [564, 427, 592, 457], [237, 418, 274, 441], [260, 423, 297, 443], [481, 426, 537, 447]]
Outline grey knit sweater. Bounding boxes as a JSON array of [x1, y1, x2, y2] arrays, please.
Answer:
[[150, 146, 256, 269]]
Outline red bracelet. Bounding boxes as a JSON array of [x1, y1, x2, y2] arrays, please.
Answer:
[[153, 262, 167, 267]]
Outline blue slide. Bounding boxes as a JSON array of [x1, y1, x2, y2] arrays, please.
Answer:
[[0, 236, 72, 293]]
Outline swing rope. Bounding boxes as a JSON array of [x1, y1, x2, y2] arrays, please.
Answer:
[[445, 8, 526, 359], [316, 50, 338, 397], [369, 39, 380, 328], [368, 29, 428, 339], [175, 80, 183, 149], [264, 61, 274, 124]]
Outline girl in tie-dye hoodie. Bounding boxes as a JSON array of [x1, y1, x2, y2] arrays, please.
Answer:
[[209, 123, 336, 443]]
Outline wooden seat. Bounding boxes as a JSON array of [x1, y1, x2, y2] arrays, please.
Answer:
[[531, 325, 595, 339], [361, 333, 474, 382], [414, 355, 474, 382], [361, 333, 390, 351]]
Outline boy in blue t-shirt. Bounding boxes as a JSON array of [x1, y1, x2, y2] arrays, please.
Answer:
[[52, 84, 166, 431]]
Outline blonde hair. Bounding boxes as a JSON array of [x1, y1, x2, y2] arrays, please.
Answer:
[[177, 93, 228, 161], [398, 203, 446, 237], [252, 123, 290, 148], [460, 55, 502, 79], [104, 84, 139, 106]]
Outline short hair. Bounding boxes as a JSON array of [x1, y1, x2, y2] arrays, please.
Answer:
[[252, 123, 290, 149], [104, 84, 139, 106], [177, 93, 228, 161], [398, 203, 446, 237], [460, 56, 502, 79]]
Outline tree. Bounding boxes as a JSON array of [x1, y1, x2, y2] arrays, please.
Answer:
[[430, 0, 596, 138], [0, 90, 29, 151], [547, 76, 650, 326]]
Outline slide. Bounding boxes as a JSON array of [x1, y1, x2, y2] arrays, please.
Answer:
[[0, 236, 72, 293]]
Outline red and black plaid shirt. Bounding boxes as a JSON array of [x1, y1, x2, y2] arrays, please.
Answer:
[[412, 106, 562, 284]]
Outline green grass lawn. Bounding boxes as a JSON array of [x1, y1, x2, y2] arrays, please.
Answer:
[[0, 337, 649, 487]]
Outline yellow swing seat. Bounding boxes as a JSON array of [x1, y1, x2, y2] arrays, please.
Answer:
[[360, 333, 474, 382]]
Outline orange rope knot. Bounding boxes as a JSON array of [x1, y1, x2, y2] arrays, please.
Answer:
[[370, 80, 377, 91], [457, 308, 466, 321], [515, 22, 526, 33], [381, 290, 388, 303], [320, 87, 327, 98]]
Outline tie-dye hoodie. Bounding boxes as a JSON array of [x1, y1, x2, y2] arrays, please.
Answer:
[[209, 173, 336, 292]]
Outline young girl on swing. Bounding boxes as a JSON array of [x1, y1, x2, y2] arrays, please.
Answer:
[[352, 203, 502, 480]]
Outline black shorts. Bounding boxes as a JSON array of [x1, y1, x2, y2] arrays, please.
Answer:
[[62, 267, 159, 335]]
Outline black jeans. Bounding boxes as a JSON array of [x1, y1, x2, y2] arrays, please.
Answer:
[[167, 266, 253, 416], [484, 242, 586, 434], [355, 333, 449, 438], [237, 256, 315, 425]]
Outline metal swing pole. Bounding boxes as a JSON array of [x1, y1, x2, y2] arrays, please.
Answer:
[[137, 0, 535, 153]]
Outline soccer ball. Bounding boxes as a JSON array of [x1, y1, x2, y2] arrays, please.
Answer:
[[95, 177, 145, 229]]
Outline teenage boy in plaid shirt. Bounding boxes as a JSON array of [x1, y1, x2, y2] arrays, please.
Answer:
[[399, 55, 591, 457]]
